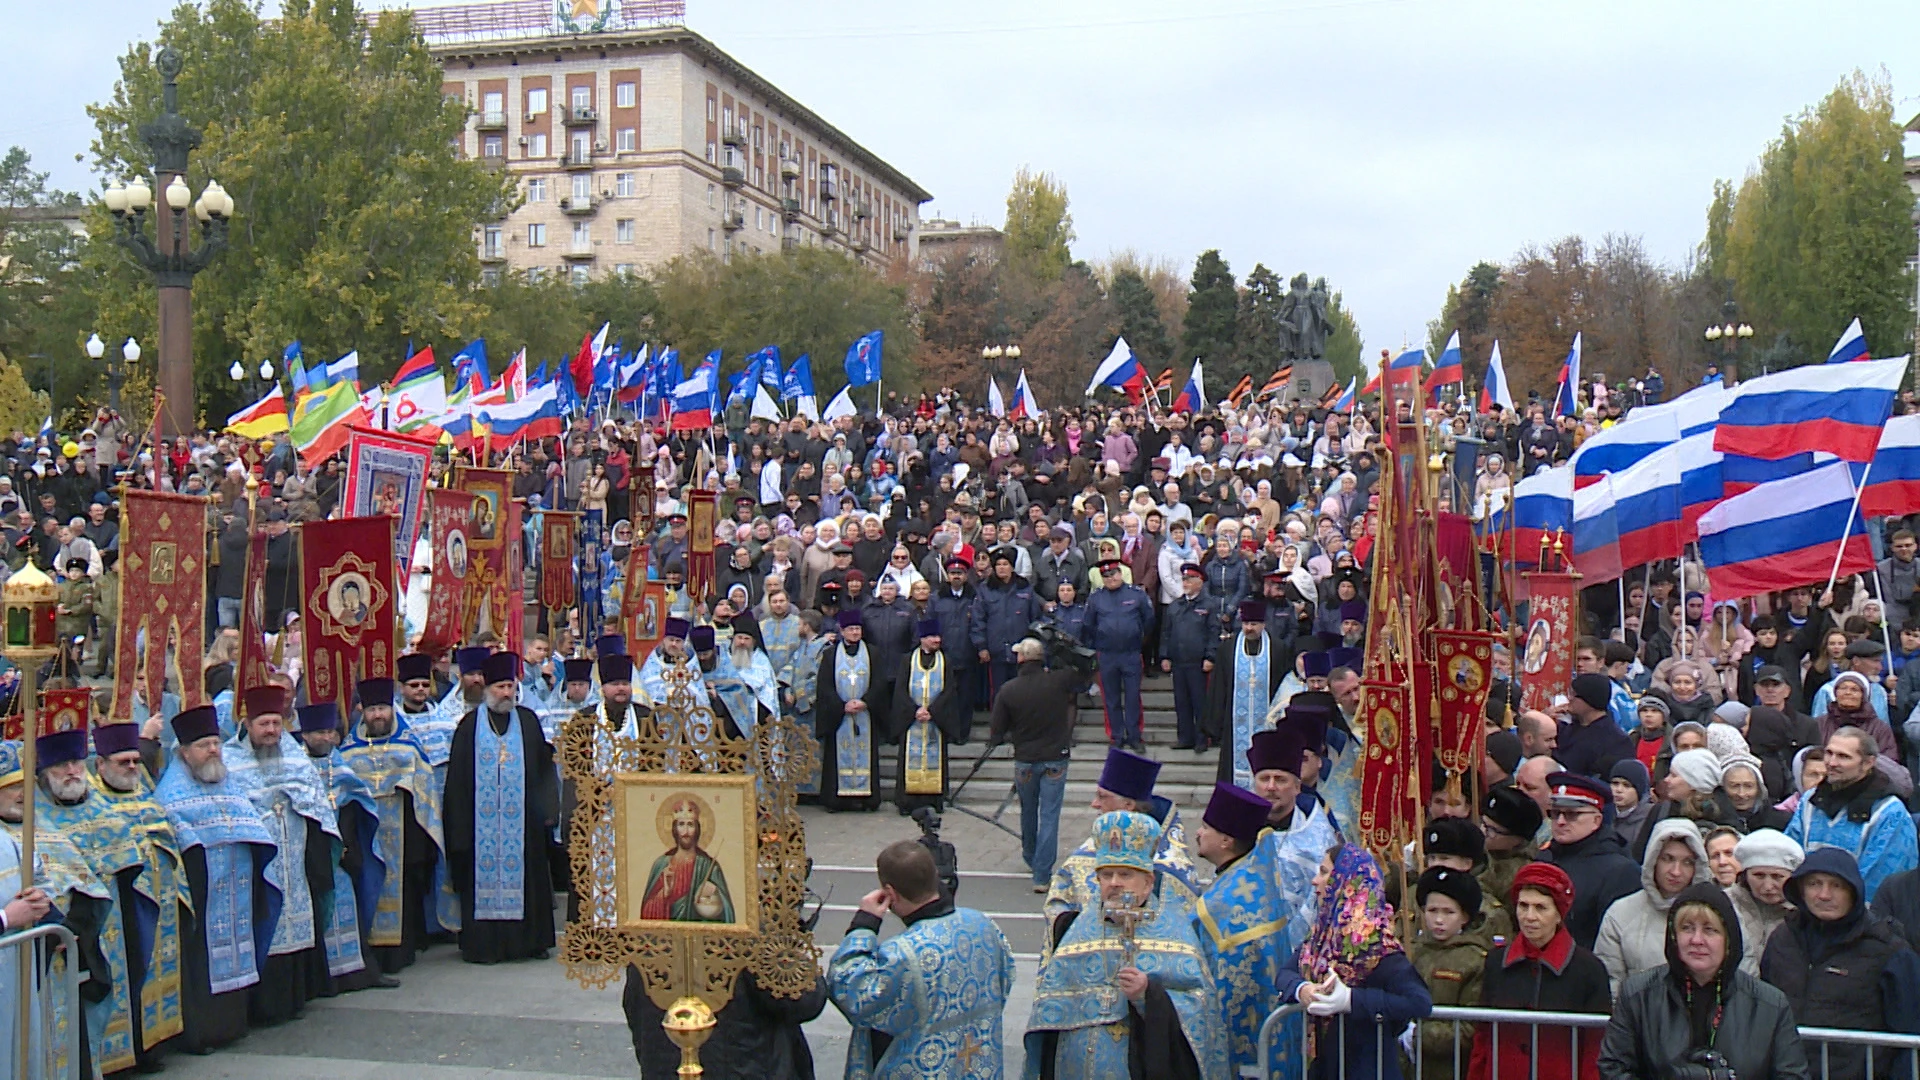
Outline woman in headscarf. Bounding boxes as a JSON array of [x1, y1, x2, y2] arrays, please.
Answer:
[[1632, 748, 1740, 863], [1814, 671, 1899, 764], [1722, 754, 1790, 834], [1599, 882, 1806, 1080], [1698, 602, 1754, 699], [1650, 658, 1720, 726], [1469, 862, 1611, 1080], [1596, 818, 1712, 997], [876, 543, 924, 595], [1279, 844, 1431, 1080]]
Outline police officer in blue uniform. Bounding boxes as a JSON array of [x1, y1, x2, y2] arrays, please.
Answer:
[[1081, 555, 1155, 751], [1158, 562, 1220, 753]]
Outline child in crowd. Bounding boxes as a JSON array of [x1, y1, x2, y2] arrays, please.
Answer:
[[1404, 865, 1490, 1079]]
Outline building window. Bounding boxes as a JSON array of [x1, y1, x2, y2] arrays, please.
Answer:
[[614, 263, 634, 276], [527, 87, 548, 114], [528, 223, 546, 247], [705, 142, 715, 163], [482, 225, 503, 258], [615, 172, 635, 196], [708, 228, 715, 251], [481, 268, 501, 286], [528, 133, 548, 158], [571, 85, 591, 110], [481, 91, 504, 122], [615, 82, 635, 108], [722, 109, 732, 132], [483, 136, 503, 158], [571, 132, 591, 160], [808, 196, 816, 215], [570, 265, 590, 286], [617, 128, 635, 152], [706, 99, 716, 122], [707, 184, 716, 208], [572, 221, 591, 248], [617, 219, 635, 243], [527, 177, 547, 203], [754, 166, 763, 188], [526, 266, 546, 284], [572, 173, 591, 200]]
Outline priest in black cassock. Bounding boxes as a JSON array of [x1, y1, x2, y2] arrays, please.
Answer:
[[442, 651, 559, 964], [1205, 600, 1291, 790], [888, 618, 970, 813], [813, 610, 881, 813]]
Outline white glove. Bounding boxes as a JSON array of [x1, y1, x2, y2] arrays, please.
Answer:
[[1307, 975, 1352, 1016], [1397, 1022, 1417, 1059]]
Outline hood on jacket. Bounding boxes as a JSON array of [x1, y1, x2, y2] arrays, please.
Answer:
[[1640, 817, 1711, 909], [1664, 880, 1744, 987], [1785, 845, 1867, 911]]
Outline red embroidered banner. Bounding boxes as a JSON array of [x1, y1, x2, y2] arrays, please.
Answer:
[[539, 511, 579, 611], [236, 519, 272, 718], [417, 488, 477, 655], [454, 466, 516, 648], [299, 516, 396, 713], [1357, 681, 1412, 851], [42, 688, 91, 734], [623, 581, 668, 663], [619, 541, 651, 629], [343, 426, 436, 575], [502, 495, 525, 654], [1433, 630, 1496, 779], [685, 487, 717, 602], [110, 489, 210, 721], [1518, 571, 1580, 717]]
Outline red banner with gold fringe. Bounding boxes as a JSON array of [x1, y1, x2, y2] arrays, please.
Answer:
[[110, 488, 210, 721], [1518, 571, 1580, 717], [539, 510, 579, 611], [454, 466, 517, 649], [418, 488, 477, 655], [299, 516, 396, 713], [235, 519, 272, 719], [43, 688, 91, 735], [685, 488, 717, 602], [1356, 681, 1412, 851], [1433, 630, 1496, 779]]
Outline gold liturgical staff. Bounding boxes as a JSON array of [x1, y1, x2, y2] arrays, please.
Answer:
[[4, 563, 63, 1067], [558, 652, 818, 1076]]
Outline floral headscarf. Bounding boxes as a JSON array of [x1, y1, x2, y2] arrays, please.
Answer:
[[1297, 844, 1402, 986]]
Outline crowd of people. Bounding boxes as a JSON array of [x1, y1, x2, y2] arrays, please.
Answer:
[[9, 366, 1920, 1080]]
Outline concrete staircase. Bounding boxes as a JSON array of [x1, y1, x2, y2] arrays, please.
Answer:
[[872, 676, 1219, 811]]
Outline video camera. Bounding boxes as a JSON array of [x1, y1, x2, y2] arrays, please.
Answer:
[[911, 807, 960, 902], [1027, 621, 1098, 674]]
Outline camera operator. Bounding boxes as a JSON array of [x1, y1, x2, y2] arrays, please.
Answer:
[[989, 637, 1093, 894]]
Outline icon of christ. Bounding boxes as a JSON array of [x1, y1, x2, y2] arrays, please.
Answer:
[[639, 797, 735, 922]]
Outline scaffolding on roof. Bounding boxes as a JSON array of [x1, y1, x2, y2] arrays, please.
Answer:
[[406, 0, 685, 46]]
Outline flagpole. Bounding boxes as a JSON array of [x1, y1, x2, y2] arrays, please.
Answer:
[[1823, 460, 1873, 598]]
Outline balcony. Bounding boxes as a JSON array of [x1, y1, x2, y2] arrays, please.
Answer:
[[819, 179, 837, 201], [820, 216, 838, 238], [722, 207, 745, 232], [722, 123, 747, 148], [779, 157, 800, 178], [892, 222, 911, 241], [852, 198, 871, 221], [476, 110, 508, 131], [851, 237, 869, 253], [563, 244, 596, 260], [782, 235, 800, 252], [721, 166, 744, 188], [781, 197, 801, 223], [479, 246, 507, 264], [561, 194, 595, 215], [480, 152, 508, 171], [564, 105, 597, 126], [563, 148, 594, 170]]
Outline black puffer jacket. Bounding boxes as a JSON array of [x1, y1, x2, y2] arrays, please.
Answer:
[[624, 967, 827, 1080], [1599, 883, 1808, 1080], [1539, 825, 1643, 951]]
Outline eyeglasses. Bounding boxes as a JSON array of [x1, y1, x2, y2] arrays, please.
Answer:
[[1547, 807, 1598, 822]]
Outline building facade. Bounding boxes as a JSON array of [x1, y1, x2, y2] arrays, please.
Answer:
[[421, 0, 931, 283]]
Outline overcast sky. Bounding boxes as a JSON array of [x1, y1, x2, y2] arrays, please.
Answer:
[[10, 0, 1920, 353]]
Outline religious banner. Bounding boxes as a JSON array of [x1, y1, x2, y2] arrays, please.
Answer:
[[235, 517, 272, 718], [1432, 630, 1496, 782], [622, 582, 668, 662], [1518, 571, 1580, 716], [685, 488, 717, 602], [454, 466, 517, 648], [111, 488, 211, 721], [577, 510, 606, 631], [418, 488, 477, 655], [1356, 681, 1412, 851], [343, 426, 436, 573], [502, 495, 525, 654], [300, 516, 396, 713], [631, 468, 655, 536], [42, 688, 90, 735], [540, 511, 580, 611]]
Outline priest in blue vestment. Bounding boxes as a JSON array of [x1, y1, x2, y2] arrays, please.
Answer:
[[1046, 748, 1199, 934], [442, 651, 559, 964], [337, 671, 446, 975], [154, 704, 283, 1054], [888, 618, 970, 813], [827, 837, 1015, 1078], [1206, 600, 1291, 790], [814, 610, 881, 813], [292, 701, 390, 993], [1024, 809, 1229, 1079]]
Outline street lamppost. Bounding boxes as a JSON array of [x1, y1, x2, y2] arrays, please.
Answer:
[[1703, 303, 1753, 384], [228, 358, 274, 402], [99, 46, 234, 440], [980, 343, 1021, 383]]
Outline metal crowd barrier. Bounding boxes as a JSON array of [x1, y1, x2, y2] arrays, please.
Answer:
[[1254, 1001, 1920, 1080], [1, 923, 84, 1080]]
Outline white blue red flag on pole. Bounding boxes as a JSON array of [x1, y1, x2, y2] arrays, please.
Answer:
[[1697, 461, 1875, 599]]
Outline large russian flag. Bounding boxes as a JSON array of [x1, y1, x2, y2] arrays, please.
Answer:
[[1608, 444, 1685, 569], [1425, 331, 1463, 405], [1570, 474, 1624, 582], [1552, 333, 1582, 418], [670, 358, 717, 432], [1506, 465, 1573, 570], [1676, 431, 1724, 540], [1713, 354, 1908, 463], [1827, 318, 1869, 364], [1861, 414, 1920, 519], [1171, 361, 1205, 413], [1086, 336, 1145, 400], [478, 381, 563, 441], [1479, 341, 1513, 415], [1569, 410, 1679, 490], [1697, 461, 1876, 599], [1632, 381, 1733, 438], [1721, 451, 1827, 497]]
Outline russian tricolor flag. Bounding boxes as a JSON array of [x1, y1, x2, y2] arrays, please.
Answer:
[[1552, 333, 1582, 418], [1425, 332, 1463, 405], [477, 381, 563, 441], [1571, 474, 1623, 582], [1570, 410, 1679, 490], [1086, 336, 1146, 401], [1506, 465, 1573, 571], [1861, 414, 1920, 519], [670, 356, 717, 432], [1712, 354, 1908, 463], [1677, 431, 1724, 540], [1827, 318, 1869, 364], [1721, 451, 1827, 497], [1389, 347, 1425, 384], [1012, 370, 1041, 419], [1607, 444, 1685, 571], [1333, 377, 1357, 413], [1698, 461, 1875, 599], [1632, 381, 1733, 438], [1479, 341, 1513, 415], [1172, 361, 1205, 413]]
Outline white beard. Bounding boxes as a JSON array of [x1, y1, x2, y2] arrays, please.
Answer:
[[191, 757, 228, 785]]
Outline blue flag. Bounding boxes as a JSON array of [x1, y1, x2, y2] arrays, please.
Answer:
[[782, 355, 815, 401], [748, 346, 782, 391], [529, 360, 549, 388], [844, 331, 882, 387], [453, 339, 490, 391]]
